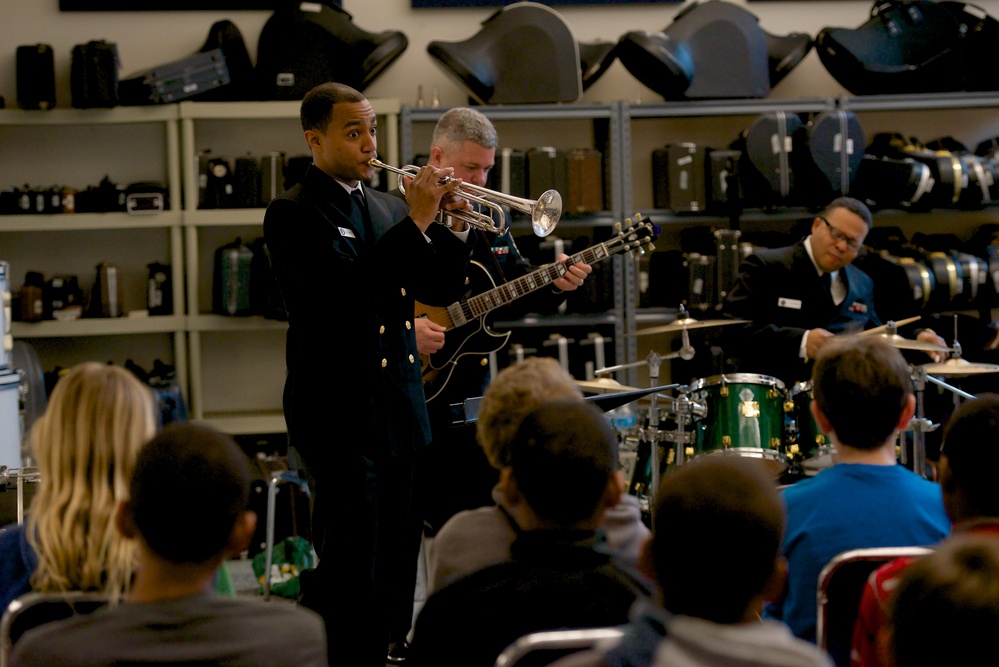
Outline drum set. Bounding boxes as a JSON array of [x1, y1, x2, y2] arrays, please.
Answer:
[[586, 311, 998, 516]]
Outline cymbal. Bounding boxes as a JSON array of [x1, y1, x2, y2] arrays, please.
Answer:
[[872, 333, 953, 353], [859, 316, 921, 337], [627, 318, 748, 337], [921, 358, 999, 376], [575, 378, 641, 394]]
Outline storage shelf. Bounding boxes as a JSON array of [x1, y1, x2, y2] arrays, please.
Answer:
[[0, 211, 182, 232], [12, 315, 185, 338], [0, 105, 178, 126], [840, 91, 999, 112], [197, 413, 287, 435], [493, 312, 618, 329], [403, 103, 616, 123], [626, 98, 835, 118], [184, 209, 265, 227], [187, 314, 288, 332], [179, 98, 400, 120]]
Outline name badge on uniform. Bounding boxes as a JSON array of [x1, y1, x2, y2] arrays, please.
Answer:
[[849, 301, 868, 314], [338, 227, 357, 238], [778, 297, 802, 310]]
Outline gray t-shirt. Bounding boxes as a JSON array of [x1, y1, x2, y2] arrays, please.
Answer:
[[10, 591, 327, 667]]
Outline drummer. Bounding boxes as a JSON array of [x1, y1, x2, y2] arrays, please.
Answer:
[[724, 196, 946, 385]]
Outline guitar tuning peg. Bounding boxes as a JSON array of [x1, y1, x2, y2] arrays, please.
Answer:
[[624, 217, 632, 226], [614, 221, 622, 231], [647, 242, 656, 252]]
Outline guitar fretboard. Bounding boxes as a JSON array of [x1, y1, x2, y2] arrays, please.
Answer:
[[458, 242, 612, 323]]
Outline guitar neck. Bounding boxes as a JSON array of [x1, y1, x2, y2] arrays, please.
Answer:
[[451, 243, 612, 327]]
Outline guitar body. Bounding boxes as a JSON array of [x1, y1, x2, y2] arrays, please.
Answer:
[[417, 261, 512, 403]]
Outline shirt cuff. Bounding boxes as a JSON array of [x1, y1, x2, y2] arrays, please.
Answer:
[[799, 330, 810, 360]]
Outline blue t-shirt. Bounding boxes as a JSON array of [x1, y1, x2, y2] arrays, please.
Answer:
[[767, 464, 950, 642]]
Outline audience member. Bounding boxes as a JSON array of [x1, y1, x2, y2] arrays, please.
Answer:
[[426, 357, 649, 594], [409, 400, 649, 667], [888, 534, 999, 667], [10, 423, 327, 667], [851, 394, 999, 667], [555, 457, 832, 667], [765, 336, 950, 642], [0, 363, 156, 612]]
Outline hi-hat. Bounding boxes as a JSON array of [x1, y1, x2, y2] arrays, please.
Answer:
[[576, 378, 641, 394], [921, 358, 999, 376], [627, 318, 748, 337], [873, 333, 953, 353]]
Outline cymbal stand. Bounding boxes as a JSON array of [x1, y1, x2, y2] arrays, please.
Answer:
[[906, 365, 977, 478], [595, 313, 705, 517]]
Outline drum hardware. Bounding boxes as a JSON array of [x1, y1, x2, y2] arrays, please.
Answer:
[[542, 333, 574, 372], [596, 310, 709, 517]]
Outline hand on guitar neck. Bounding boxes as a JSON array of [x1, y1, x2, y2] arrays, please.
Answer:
[[414, 254, 592, 356]]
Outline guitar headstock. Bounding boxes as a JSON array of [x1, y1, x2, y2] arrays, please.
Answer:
[[610, 214, 659, 255]]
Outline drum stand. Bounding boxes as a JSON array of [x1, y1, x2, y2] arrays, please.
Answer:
[[595, 328, 706, 518], [906, 363, 977, 478]]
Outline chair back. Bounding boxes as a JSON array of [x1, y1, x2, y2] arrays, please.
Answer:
[[817, 546, 932, 667], [493, 627, 624, 667], [0, 591, 110, 667]]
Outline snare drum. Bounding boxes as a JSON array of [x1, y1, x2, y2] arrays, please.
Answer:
[[688, 374, 788, 475], [787, 380, 834, 474]]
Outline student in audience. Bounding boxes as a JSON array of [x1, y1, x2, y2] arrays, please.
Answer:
[[851, 394, 999, 667], [555, 457, 833, 667], [409, 400, 649, 667], [888, 534, 999, 667], [427, 357, 649, 594], [765, 336, 950, 642], [10, 423, 327, 667], [0, 363, 157, 612]]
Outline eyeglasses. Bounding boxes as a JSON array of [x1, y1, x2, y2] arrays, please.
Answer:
[[818, 216, 862, 252]]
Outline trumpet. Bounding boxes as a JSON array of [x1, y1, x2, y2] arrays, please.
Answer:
[[368, 158, 561, 237]]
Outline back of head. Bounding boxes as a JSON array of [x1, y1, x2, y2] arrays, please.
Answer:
[[940, 394, 999, 518], [130, 424, 253, 564], [824, 196, 873, 229], [652, 458, 785, 624], [300, 81, 366, 133], [508, 399, 616, 526], [812, 336, 912, 450], [890, 534, 999, 666], [476, 357, 583, 468], [27, 362, 156, 594], [431, 107, 497, 152]]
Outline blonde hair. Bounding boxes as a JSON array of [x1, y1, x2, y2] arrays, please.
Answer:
[[27, 362, 157, 599], [476, 357, 583, 469]]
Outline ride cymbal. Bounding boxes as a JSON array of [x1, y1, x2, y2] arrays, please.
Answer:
[[921, 358, 999, 376], [626, 318, 748, 337]]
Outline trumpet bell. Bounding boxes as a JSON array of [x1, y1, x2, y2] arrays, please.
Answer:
[[533, 190, 561, 237]]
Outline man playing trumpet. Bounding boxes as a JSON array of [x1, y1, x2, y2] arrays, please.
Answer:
[[263, 82, 475, 667]]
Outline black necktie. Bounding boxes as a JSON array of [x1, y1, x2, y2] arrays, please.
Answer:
[[350, 188, 374, 245], [821, 272, 832, 293]]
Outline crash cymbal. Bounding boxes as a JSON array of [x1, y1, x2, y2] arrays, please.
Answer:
[[575, 378, 641, 394], [872, 333, 953, 353], [859, 316, 921, 336], [921, 358, 999, 376], [627, 318, 748, 337]]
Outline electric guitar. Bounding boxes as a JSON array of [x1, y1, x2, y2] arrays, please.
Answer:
[[415, 215, 657, 402]]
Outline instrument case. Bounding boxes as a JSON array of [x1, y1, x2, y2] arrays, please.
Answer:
[[566, 148, 604, 214], [803, 109, 865, 202], [854, 249, 934, 321], [707, 149, 743, 213], [70, 40, 119, 109], [260, 152, 286, 206], [233, 156, 262, 209], [119, 48, 231, 105], [213, 238, 253, 316], [851, 155, 935, 210], [526, 147, 568, 203], [653, 143, 708, 212], [16, 44, 56, 110], [738, 111, 806, 207]]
